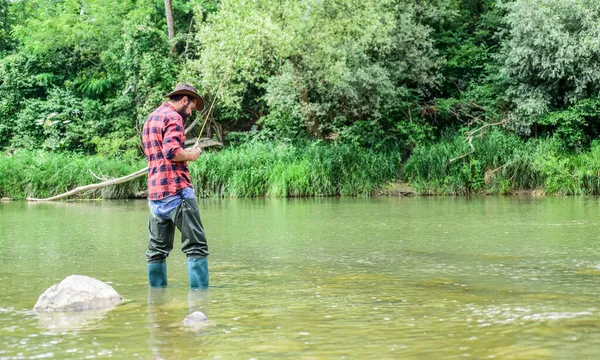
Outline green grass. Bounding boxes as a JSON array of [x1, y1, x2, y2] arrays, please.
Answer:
[[9, 134, 600, 199], [403, 130, 600, 195], [192, 142, 402, 197], [0, 150, 147, 199], [0, 143, 402, 199]]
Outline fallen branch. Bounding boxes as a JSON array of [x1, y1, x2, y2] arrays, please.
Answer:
[[484, 163, 510, 185], [27, 141, 222, 202], [449, 135, 475, 164], [488, 163, 509, 175], [185, 138, 223, 148], [27, 167, 148, 202]]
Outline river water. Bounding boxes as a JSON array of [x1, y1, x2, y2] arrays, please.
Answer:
[[1, 197, 600, 359]]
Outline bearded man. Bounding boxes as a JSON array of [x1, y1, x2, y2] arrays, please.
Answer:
[[141, 83, 209, 289]]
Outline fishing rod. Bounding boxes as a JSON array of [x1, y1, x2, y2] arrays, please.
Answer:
[[192, 51, 238, 149]]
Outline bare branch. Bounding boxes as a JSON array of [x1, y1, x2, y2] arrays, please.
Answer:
[[449, 136, 475, 164], [183, 16, 195, 58], [448, 104, 508, 164], [88, 169, 111, 181], [489, 163, 509, 175], [27, 167, 148, 202], [27, 142, 221, 202]]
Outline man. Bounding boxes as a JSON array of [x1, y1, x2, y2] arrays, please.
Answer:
[[141, 83, 209, 289]]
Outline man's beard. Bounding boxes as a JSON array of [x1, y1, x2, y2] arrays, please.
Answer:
[[177, 110, 190, 120]]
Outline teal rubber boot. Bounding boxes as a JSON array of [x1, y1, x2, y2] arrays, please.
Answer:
[[148, 262, 168, 287], [187, 257, 209, 289]]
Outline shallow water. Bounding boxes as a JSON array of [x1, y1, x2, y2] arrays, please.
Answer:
[[1, 197, 600, 359]]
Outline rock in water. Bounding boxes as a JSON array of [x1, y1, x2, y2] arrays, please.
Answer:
[[183, 311, 208, 325], [34, 275, 123, 312]]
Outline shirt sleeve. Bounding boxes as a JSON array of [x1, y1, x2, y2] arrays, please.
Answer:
[[162, 116, 185, 160]]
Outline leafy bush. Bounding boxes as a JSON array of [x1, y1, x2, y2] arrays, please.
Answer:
[[188, 0, 442, 138], [500, 0, 600, 132]]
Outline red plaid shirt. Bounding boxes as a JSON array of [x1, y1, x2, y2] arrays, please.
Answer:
[[142, 102, 192, 200]]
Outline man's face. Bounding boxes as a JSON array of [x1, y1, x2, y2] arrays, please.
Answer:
[[179, 97, 197, 119]]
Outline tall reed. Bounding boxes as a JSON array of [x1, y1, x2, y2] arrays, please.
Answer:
[[191, 142, 401, 197], [0, 150, 146, 199], [403, 131, 600, 195], [1, 143, 402, 199]]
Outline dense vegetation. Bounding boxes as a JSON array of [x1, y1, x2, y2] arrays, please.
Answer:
[[1, 0, 599, 198], [0, 144, 399, 198]]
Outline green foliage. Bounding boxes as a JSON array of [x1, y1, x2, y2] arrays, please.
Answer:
[[431, 0, 502, 95], [335, 117, 434, 153], [403, 130, 600, 195], [0, 0, 187, 156], [0, 143, 400, 199], [0, 150, 146, 199], [500, 0, 600, 132], [537, 98, 600, 151], [191, 142, 401, 197], [188, 0, 443, 139], [0, 0, 10, 54], [2, 0, 600, 200], [403, 130, 539, 194], [426, 0, 511, 135]]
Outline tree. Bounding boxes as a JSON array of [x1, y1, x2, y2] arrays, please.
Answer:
[[0, 0, 177, 155], [186, 0, 442, 139], [500, 0, 600, 134], [164, 0, 175, 40], [0, 0, 10, 53]]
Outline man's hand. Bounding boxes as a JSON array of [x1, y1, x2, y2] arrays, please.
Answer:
[[171, 146, 202, 162], [188, 147, 202, 161]]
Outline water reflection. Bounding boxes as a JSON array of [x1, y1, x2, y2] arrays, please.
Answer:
[[184, 290, 212, 333], [146, 288, 168, 360], [35, 308, 111, 333], [187, 289, 210, 314], [146, 287, 212, 358]]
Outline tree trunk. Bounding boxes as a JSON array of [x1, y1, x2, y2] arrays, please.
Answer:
[[164, 0, 175, 40]]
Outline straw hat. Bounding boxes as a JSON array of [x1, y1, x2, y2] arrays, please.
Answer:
[[165, 83, 205, 112]]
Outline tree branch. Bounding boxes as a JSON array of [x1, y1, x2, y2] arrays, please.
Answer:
[[448, 103, 508, 164], [27, 142, 221, 202], [27, 168, 148, 202]]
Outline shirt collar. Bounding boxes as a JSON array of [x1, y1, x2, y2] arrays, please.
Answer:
[[163, 102, 178, 112]]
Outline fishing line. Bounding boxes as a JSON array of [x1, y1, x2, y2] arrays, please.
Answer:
[[193, 45, 240, 148]]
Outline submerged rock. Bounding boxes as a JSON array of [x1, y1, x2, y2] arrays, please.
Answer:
[[183, 311, 208, 325], [37, 308, 111, 332], [34, 275, 124, 312]]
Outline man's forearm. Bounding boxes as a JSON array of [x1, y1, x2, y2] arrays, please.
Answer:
[[171, 148, 199, 162]]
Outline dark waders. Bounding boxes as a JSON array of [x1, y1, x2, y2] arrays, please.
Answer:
[[146, 196, 209, 288]]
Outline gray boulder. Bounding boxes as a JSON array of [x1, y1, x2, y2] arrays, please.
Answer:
[[34, 275, 124, 312], [183, 311, 208, 325]]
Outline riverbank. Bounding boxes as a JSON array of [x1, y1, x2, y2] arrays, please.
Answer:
[[0, 183, 551, 200], [403, 131, 600, 196], [0, 143, 401, 200], [373, 182, 549, 197], [2, 135, 600, 200]]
